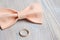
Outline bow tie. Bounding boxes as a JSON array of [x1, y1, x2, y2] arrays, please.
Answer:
[[0, 3, 43, 29]]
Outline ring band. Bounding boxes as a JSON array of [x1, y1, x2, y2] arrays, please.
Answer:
[[19, 29, 29, 37]]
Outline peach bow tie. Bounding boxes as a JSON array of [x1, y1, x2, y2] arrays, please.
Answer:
[[0, 3, 43, 29]]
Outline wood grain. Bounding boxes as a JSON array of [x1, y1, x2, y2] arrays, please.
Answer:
[[0, 0, 59, 40]]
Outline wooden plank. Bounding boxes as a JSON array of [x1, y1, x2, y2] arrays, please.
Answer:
[[0, 0, 58, 40]]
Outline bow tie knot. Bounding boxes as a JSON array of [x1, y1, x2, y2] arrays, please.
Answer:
[[0, 3, 43, 30], [17, 12, 26, 19]]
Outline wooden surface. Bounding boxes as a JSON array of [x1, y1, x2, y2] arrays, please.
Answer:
[[0, 0, 60, 40]]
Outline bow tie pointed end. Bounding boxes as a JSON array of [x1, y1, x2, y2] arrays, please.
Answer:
[[0, 3, 43, 30]]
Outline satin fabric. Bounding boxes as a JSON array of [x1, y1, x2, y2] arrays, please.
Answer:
[[0, 3, 43, 29]]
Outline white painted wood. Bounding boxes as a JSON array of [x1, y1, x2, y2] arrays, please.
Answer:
[[0, 0, 59, 40]]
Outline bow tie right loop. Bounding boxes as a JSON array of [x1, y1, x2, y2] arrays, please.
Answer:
[[17, 3, 43, 23]]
